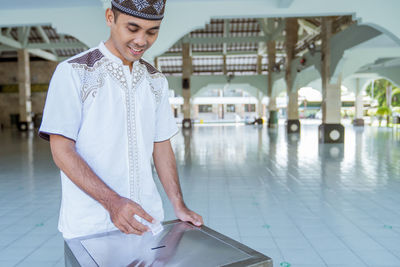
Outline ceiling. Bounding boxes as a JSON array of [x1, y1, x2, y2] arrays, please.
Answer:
[[0, 0, 99, 9], [157, 16, 354, 76]]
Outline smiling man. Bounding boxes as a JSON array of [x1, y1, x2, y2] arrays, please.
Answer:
[[39, 0, 203, 239]]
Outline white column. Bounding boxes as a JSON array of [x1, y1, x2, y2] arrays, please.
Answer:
[[267, 40, 278, 128], [285, 18, 300, 133], [354, 78, 364, 126], [18, 49, 33, 130], [323, 80, 342, 124], [182, 43, 192, 128], [319, 17, 344, 143], [257, 88, 263, 118], [288, 90, 299, 120]]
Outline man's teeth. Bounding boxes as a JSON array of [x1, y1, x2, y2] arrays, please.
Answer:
[[131, 47, 143, 52]]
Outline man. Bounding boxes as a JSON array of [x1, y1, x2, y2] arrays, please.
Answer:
[[39, 0, 203, 239]]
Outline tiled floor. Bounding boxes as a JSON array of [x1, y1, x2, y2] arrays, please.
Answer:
[[1, 123, 400, 267]]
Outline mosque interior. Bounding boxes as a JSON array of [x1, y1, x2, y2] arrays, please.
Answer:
[[0, 0, 400, 266]]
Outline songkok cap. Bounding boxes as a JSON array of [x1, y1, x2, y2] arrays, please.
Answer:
[[111, 0, 166, 20]]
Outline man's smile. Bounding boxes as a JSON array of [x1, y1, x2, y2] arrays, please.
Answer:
[[128, 46, 145, 55]]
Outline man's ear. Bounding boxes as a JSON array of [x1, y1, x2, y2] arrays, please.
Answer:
[[105, 8, 114, 27]]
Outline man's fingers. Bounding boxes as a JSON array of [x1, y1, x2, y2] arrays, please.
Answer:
[[111, 216, 129, 234], [198, 214, 204, 224], [131, 218, 150, 233], [110, 197, 156, 234], [124, 219, 145, 235], [121, 217, 145, 235], [124, 215, 150, 233], [115, 221, 130, 234], [188, 213, 203, 226], [193, 217, 203, 226], [136, 208, 154, 224]]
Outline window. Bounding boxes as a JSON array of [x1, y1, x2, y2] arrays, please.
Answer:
[[199, 105, 212, 113], [245, 104, 256, 112], [227, 104, 236, 113]]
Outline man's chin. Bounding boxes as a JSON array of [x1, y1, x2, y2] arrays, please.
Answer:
[[126, 49, 145, 61], [134, 55, 143, 61], [121, 55, 141, 64], [128, 54, 143, 63]]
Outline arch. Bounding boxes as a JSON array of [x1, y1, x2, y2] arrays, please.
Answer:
[[291, 24, 399, 96], [298, 87, 322, 102], [365, 22, 400, 46], [342, 75, 400, 107], [2, 0, 400, 61], [0, 5, 107, 48], [292, 65, 321, 92], [354, 57, 400, 88], [152, 0, 400, 60], [372, 70, 400, 89], [193, 84, 261, 98], [192, 75, 268, 96], [306, 78, 322, 92], [360, 78, 375, 93], [272, 77, 287, 96], [166, 75, 268, 97], [332, 37, 400, 84], [329, 24, 382, 83], [342, 77, 376, 95]]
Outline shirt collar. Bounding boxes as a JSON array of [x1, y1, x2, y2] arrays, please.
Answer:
[[98, 41, 140, 67]]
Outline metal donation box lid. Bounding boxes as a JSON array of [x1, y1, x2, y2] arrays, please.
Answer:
[[65, 220, 272, 267]]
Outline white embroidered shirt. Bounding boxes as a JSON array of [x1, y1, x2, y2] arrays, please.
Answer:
[[39, 42, 178, 239]]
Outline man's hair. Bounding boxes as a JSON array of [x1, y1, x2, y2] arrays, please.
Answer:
[[111, 6, 121, 23]]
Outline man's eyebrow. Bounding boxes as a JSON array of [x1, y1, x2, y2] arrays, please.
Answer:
[[127, 22, 160, 30]]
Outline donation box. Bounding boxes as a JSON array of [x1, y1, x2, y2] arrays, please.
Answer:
[[64, 220, 273, 267]]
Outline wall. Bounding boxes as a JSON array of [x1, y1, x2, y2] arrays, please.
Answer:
[[0, 61, 57, 128]]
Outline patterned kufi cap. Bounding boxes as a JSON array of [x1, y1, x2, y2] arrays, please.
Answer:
[[111, 0, 167, 20]]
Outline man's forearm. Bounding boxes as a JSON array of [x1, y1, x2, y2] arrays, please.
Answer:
[[153, 140, 204, 226], [49, 135, 119, 210], [153, 140, 186, 210], [49, 135, 155, 235]]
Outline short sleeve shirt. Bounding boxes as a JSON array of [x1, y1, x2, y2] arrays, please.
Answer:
[[39, 42, 178, 239]]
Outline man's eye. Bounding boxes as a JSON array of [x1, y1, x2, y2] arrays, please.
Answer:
[[148, 31, 157, 36], [128, 28, 138, 33]]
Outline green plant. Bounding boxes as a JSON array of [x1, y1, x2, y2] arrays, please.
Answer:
[[393, 106, 400, 114], [367, 108, 376, 117], [347, 109, 355, 118], [376, 106, 391, 127], [366, 79, 400, 107], [392, 88, 400, 105]]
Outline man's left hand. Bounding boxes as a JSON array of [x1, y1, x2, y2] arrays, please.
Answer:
[[174, 205, 203, 227]]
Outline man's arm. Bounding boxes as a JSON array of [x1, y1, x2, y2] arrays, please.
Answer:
[[153, 139, 203, 226], [49, 134, 154, 235]]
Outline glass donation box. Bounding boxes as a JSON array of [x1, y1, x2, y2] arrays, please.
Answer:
[[64, 220, 273, 267]]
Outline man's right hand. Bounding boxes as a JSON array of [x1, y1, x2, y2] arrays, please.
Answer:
[[49, 135, 155, 236], [106, 196, 155, 235]]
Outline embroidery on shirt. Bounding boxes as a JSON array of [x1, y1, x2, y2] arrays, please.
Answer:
[[132, 63, 146, 88], [130, 63, 146, 204], [139, 58, 160, 75], [105, 62, 128, 89], [106, 60, 146, 204], [68, 49, 104, 68], [139, 59, 164, 105], [68, 49, 107, 103], [80, 75, 105, 102], [148, 76, 163, 105]]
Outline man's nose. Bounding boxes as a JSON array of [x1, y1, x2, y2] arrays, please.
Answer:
[[134, 33, 147, 47]]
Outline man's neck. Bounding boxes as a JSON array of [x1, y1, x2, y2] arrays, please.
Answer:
[[104, 39, 134, 71]]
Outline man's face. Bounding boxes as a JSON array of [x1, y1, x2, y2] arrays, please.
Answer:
[[106, 9, 161, 64]]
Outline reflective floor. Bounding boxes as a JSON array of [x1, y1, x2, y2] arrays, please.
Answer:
[[1, 123, 400, 267]]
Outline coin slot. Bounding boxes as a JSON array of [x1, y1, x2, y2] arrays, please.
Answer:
[[151, 245, 166, 250]]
